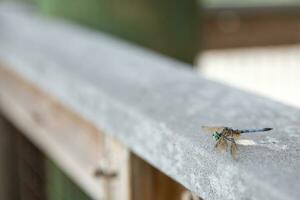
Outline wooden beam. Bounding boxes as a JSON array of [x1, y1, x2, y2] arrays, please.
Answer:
[[0, 64, 192, 200], [0, 65, 130, 200], [0, 3, 300, 200], [202, 6, 300, 49]]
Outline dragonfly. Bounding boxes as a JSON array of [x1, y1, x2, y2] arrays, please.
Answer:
[[202, 126, 272, 159]]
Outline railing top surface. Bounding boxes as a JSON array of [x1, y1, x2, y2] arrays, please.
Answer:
[[0, 3, 299, 200]]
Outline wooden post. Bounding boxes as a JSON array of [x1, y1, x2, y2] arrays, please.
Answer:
[[0, 115, 19, 200], [16, 133, 46, 200], [0, 57, 199, 200], [130, 154, 189, 200]]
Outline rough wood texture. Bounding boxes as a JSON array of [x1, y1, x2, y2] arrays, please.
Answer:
[[0, 3, 300, 200], [0, 63, 129, 200]]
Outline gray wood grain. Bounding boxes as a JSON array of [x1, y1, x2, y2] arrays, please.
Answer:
[[0, 3, 299, 200]]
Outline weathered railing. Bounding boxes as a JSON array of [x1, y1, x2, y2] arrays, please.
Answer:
[[0, 3, 299, 200]]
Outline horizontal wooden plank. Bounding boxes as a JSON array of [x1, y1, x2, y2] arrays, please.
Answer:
[[202, 6, 300, 49], [0, 3, 300, 200], [0, 64, 130, 200]]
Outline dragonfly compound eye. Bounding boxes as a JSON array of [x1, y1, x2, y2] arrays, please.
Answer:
[[212, 133, 220, 141]]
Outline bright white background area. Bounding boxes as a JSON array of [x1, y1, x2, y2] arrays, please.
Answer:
[[197, 45, 300, 108]]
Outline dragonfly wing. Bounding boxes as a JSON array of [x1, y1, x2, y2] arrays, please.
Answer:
[[215, 137, 228, 151], [230, 141, 238, 160], [236, 139, 256, 146], [202, 126, 226, 133]]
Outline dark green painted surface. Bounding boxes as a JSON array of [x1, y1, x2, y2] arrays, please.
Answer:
[[36, 0, 200, 63], [46, 160, 91, 200]]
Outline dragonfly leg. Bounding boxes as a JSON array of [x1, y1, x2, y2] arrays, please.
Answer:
[[214, 141, 219, 149], [215, 136, 228, 152], [230, 140, 238, 160], [223, 135, 238, 159], [223, 135, 234, 143]]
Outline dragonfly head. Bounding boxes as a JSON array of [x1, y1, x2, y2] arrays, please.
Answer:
[[213, 132, 221, 141]]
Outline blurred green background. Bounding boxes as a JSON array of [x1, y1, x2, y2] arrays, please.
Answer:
[[34, 0, 200, 63], [1, 0, 300, 62]]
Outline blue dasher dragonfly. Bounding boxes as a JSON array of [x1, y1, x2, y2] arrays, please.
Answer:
[[202, 126, 272, 159]]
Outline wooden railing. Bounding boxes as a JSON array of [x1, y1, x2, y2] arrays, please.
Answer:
[[0, 3, 299, 200]]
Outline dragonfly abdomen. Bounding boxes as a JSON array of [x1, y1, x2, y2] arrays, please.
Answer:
[[238, 128, 272, 134]]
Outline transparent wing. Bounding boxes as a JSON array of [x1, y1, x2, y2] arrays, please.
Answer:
[[215, 137, 228, 152], [202, 126, 226, 133], [236, 139, 256, 146]]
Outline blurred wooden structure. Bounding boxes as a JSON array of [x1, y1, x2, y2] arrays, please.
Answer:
[[1, 2, 300, 200], [35, 0, 300, 56], [202, 5, 300, 49], [0, 116, 19, 200], [0, 64, 191, 200]]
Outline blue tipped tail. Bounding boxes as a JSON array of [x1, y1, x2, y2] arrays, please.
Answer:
[[239, 128, 272, 134]]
